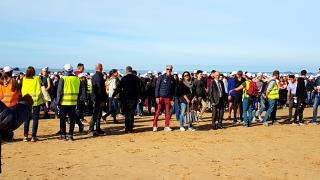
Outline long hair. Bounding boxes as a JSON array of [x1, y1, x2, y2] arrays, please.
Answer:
[[26, 66, 35, 78]]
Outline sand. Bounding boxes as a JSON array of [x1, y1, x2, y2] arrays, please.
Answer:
[[1, 107, 320, 180]]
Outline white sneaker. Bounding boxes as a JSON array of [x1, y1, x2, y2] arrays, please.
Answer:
[[252, 117, 257, 123], [153, 127, 158, 132], [299, 123, 306, 126], [188, 127, 196, 131], [180, 127, 186, 131], [263, 122, 269, 127], [258, 116, 263, 122], [164, 127, 172, 131]]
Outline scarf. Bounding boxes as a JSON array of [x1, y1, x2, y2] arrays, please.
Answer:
[[183, 80, 193, 93]]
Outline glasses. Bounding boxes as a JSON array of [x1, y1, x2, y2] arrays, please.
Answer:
[[184, 74, 190, 77], [166, 69, 172, 71]]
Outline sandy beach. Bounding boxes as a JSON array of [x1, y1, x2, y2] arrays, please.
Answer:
[[1, 107, 320, 180]]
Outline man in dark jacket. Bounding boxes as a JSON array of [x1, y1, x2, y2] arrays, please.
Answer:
[[208, 71, 226, 130], [112, 66, 141, 133], [312, 74, 320, 124], [153, 65, 175, 132], [193, 70, 208, 120], [76, 73, 87, 131], [293, 70, 308, 125], [88, 63, 107, 136]]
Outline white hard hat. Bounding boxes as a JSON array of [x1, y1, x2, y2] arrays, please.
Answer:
[[64, 64, 73, 71], [3, 66, 13, 73], [173, 72, 178, 75]]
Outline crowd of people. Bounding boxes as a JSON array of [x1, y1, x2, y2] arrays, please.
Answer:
[[0, 63, 320, 142]]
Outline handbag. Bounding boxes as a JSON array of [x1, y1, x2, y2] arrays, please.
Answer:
[[184, 103, 199, 124]]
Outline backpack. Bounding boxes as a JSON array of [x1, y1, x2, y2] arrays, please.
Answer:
[[247, 81, 259, 97]]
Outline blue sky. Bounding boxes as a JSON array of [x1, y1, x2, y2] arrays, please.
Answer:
[[0, 0, 319, 72]]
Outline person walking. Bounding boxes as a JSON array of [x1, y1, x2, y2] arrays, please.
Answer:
[[286, 75, 297, 122], [193, 70, 208, 120], [21, 66, 44, 142], [112, 66, 141, 133], [208, 71, 226, 130], [234, 71, 246, 123], [56, 64, 81, 141], [227, 71, 237, 122], [88, 63, 108, 136], [262, 70, 280, 126], [153, 65, 176, 132], [102, 69, 119, 124]]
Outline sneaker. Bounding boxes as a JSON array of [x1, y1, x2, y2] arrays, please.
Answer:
[[273, 121, 280, 125], [68, 136, 74, 141], [31, 137, 38, 142], [164, 127, 173, 132], [310, 122, 319, 125], [180, 127, 186, 131], [299, 123, 306, 126], [263, 122, 269, 127], [292, 122, 299, 126], [23, 137, 29, 142], [258, 116, 263, 122], [252, 117, 257, 123], [153, 127, 158, 132], [188, 127, 196, 131], [58, 135, 67, 141], [87, 131, 99, 137]]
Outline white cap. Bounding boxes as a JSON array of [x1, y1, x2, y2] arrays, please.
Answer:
[[316, 74, 320, 77], [257, 72, 262, 77], [263, 73, 268, 77], [252, 74, 256, 78], [309, 75, 314, 79], [3, 66, 13, 73], [50, 74, 55, 79], [203, 71, 208, 75], [64, 64, 73, 71], [162, 71, 166, 74], [245, 72, 253, 78], [193, 70, 197, 73], [12, 73, 16, 77], [90, 73, 94, 76], [148, 71, 152, 74], [178, 74, 182, 79], [294, 74, 299, 78], [173, 71, 178, 75], [231, 71, 237, 76], [54, 72, 58, 75], [41, 68, 47, 72]]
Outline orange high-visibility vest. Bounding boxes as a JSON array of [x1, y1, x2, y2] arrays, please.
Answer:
[[0, 79, 20, 107]]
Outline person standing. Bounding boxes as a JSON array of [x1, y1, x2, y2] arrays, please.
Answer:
[[21, 66, 44, 142], [88, 63, 108, 136], [256, 73, 266, 122], [263, 70, 280, 126], [227, 71, 237, 122], [311, 74, 320, 125], [40, 67, 52, 118], [56, 64, 81, 141], [75, 73, 87, 130], [230, 73, 257, 127], [286, 75, 297, 122], [74, 63, 85, 77], [293, 70, 308, 125], [112, 66, 141, 133], [0, 66, 21, 107], [153, 65, 175, 132], [234, 71, 246, 123], [208, 71, 225, 130], [177, 71, 196, 131], [102, 69, 119, 124], [193, 70, 208, 120]]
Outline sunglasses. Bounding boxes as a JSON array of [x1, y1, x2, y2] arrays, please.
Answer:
[[166, 69, 172, 71], [184, 74, 190, 77]]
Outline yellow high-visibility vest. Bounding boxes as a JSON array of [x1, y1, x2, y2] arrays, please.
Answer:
[[21, 76, 44, 106], [268, 80, 279, 99], [61, 76, 80, 106]]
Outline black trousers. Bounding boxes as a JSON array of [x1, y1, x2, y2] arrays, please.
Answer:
[[234, 95, 243, 121], [123, 99, 138, 132], [89, 102, 103, 132], [212, 98, 224, 126], [60, 105, 77, 136], [294, 98, 306, 123]]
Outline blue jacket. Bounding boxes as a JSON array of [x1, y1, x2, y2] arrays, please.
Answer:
[[155, 74, 175, 99], [228, 78, 236, 97], [316, 76, 320, 87]]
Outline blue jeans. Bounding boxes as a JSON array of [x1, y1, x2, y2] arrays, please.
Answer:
[[312, 94, 320, 122], [24, 105, 40, 137], [243, 97, 256, 126], [263, 99, 277, 123], [258, 96, 265, 116], [179, 103, 192, 128], [170, 97, 180, 121]]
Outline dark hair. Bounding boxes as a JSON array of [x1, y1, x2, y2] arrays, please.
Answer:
[[211, 70, 216, 74], [109, 69, 118, 77], [182, 71, 190, 78], [197, 70, 203, 74], [132, 70, 137, 75], [77, 63, 84, 67], [288, 75, 295, 79], [26, 66, 35, 78], [273, 70, 280, 76], [237, 70, 243, 76], [301, 70, 307, 76]]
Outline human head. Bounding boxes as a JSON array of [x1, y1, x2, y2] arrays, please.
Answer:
[[126, 66, 133, 74], [273, 70, 280, 79], [77, 63, 84, 73], [109, 69, 118, 77], [288, 75, 296, 83], [236, 70, 243, 79], [26, 66, 36, 78], [165, 65, 173, 76], [95, 63, 103, 73], [197, 70, 203, 80], [213, 71, 220, 80], [300, 70, 307, 77], [182, 71, 191, 81], [64, 64, 73, 73], [41, 67, 48, 76]]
